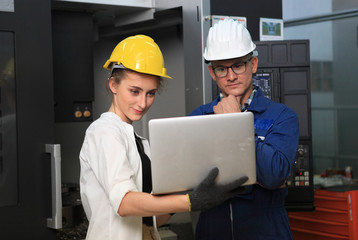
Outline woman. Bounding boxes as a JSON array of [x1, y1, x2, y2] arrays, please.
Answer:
[[79, 35, 248, 240]]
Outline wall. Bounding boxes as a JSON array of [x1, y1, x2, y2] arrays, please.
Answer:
[[283, 0, 358, 174], [283, 0, 333, 61], [211, 0, 282, 41]]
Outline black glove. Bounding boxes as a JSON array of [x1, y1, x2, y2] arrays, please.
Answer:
[[188, 167, 248, 212]]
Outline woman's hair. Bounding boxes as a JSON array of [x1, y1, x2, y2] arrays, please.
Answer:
[[106, 68, 166, 94]]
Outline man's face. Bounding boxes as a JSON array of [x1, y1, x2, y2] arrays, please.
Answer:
[[208, 56, 258, 101]]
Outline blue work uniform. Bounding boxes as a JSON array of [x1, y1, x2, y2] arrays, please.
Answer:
[[189, 87, 299, 240]]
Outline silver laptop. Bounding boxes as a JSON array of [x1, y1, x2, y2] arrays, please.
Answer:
[[148, 112, 256, 194]]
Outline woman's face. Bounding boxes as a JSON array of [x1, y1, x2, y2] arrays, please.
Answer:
[[109, 70, 159, 124]]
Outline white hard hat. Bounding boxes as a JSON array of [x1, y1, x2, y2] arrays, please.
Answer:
[[203, 19, 256, 61]]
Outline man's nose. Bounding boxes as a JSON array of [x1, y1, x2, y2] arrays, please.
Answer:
[[227, 67, 237, 81]]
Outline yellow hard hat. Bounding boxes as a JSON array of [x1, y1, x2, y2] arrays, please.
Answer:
[[103, 35, 172, 79]]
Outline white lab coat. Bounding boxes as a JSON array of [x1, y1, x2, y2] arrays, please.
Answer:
[[80, 112, 160, 240]]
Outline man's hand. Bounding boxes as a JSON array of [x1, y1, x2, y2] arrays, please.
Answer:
[[213, 95, 241, 114]]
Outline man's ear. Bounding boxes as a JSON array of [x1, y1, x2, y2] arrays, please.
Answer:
[[251, 57, 259, 74], [208, 65, 217, 82]]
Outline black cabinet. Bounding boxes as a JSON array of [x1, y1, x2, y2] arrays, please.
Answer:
[[253, 40, 314, 211], [52, 11, 94, 122], [0, 0, 58, 238]]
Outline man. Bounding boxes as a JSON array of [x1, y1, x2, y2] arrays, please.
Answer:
[[189, 19, 299, 240]]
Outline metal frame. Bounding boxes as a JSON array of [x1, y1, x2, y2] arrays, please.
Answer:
[[183, 0, 211, 114], [284, 8, 358, 27]]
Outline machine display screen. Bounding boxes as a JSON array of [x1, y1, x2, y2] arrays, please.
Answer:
[[253, 72, 272, 99]]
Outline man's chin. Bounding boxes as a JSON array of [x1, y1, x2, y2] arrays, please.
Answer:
[[224, 90, 243, 97]]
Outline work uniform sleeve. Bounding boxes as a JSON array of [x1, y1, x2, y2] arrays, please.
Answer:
[[188, 97, 220, 116], [254, 107, 299, 190], [81, 123, 139, 214]]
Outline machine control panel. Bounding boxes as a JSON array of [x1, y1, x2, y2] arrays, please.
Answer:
[[287, 144, 311, 187], [252, 72, 272, 99]]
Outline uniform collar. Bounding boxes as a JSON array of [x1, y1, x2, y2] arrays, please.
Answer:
[[200, 85, 268, 115], [241, 86, 257, 112], [247, 87, 269, 113]]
